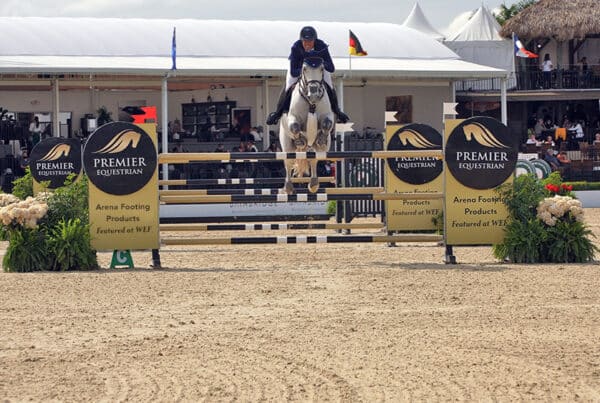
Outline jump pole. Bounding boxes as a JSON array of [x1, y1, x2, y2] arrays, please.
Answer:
[[162, 234, 443, 246], [160, 222, 385, 232]]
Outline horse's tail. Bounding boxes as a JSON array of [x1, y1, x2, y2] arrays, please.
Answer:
[[293, 159, 310, 178]]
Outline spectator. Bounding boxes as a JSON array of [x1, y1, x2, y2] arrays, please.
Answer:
[[543, 148, 561, 171], [1, 168, 14, 193], [543, 135, 555, 147], [29, 116, 43, 147], [17, 149, 29, 177], [534, 118, 545, 137], [267, 141, 282, 152], [570, 120, 585, 140], [593, 132, 600, 145], [249, 127, 262, 142], [526, 132, 540, 145], [246, 139, 258, 152], [541, 53, 553, 89], [557, 151, 571, 165]]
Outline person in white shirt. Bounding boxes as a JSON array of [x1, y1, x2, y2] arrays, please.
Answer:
[[526, 133, 540, 145], [541, 53, 554, 89], [570, 121, 585, 139]]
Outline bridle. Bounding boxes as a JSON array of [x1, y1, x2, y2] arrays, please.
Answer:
[[298, 64, 325, 114]]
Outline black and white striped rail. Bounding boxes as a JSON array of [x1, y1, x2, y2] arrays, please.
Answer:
[[160, 222, 385, 231], [159, 150, 443, 164], [160, 187, 384, 196], [160, 192, 444, 204], [159, 177, 335, 187], [162, 234, 443, 245]]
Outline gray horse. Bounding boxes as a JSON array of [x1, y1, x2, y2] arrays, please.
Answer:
[[279, 57, 334, 194]]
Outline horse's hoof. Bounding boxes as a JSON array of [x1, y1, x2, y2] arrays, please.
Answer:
[[289, 122, 301, 135], [294, 137, 307, 148], [284, 182, 295, 195], [316, 134, 327, 147], [308, 178, 319, 193]]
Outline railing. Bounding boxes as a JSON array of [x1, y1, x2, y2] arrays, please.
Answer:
[[455, 68, 600, 92]]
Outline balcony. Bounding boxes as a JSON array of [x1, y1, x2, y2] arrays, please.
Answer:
[[456, 67, 600, 93]]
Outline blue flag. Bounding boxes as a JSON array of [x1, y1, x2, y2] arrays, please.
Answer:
[[171, 27, 177, 70]]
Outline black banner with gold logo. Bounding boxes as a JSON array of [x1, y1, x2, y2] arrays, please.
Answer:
[[385, 123, 443, 231], [84, 122, 159, 251], [30, 138, 82, 190], [444, 117, 517, 245]]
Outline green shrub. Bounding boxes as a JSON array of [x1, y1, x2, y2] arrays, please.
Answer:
[[495, 173, 545, 223], [46, 218, 98, 271], [2, 228, 49, 272], [565, 181, 600, 191], [326, 201, 336, 216], [493, 173, 597, 263], [45, 174, 90, 228], [11, 167, 36, 200], [542, 218, 597, 263], [1, 174, 97, 272]]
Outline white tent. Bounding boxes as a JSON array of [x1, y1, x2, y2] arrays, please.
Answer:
[[446, 5, 502, 41], [444, 6, 514, 88], [0, 17, 502, 79], [401, 3, 445, 42]]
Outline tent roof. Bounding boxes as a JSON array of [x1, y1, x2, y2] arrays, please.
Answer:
[[500, 0, 600, 41], [446, 6, 502, 42], [401, 3, 445, 42], [0, 17, 505, 79]]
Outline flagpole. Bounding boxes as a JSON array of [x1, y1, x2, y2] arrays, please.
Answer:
[[511, 32, 516, 89], [349, 54, 352, 78]]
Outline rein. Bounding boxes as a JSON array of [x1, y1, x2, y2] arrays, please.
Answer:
[[299, 72, 325, 114]]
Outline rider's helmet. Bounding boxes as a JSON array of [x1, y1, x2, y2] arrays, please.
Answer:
[[300, 26, 317, 41]]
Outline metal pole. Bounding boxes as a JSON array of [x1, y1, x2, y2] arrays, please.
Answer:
[[52, 78, 60, 137], [263, 78, 269, 150], [161, 75, 169, 187], [501, 77, 508, 125]]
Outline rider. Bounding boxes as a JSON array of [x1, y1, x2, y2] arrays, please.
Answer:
[[266, 26, 350, 126]]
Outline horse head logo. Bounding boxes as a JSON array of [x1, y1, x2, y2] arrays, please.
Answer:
[[463, 123, 509, 148], [398, 129, 438, 149], [93, 130, 141, 154], [39, 144, 71, 161]]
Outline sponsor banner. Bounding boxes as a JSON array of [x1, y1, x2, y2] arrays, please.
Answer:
[[84, 122, 159, 250], [444, 117, 517, 245], [30, 138, 82, 193], [385, 123, 443, 231]]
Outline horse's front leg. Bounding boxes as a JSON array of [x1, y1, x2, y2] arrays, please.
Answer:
[[308, 159, 319, 193], [283, 158, 296, 195], [316, 115, 334, 147]]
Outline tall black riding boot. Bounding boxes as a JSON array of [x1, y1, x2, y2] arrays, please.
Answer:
[[266, 87, 294, 125], [325, 84, 350, 123]]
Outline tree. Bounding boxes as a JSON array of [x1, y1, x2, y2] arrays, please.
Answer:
[[495, 0, 538, 26]]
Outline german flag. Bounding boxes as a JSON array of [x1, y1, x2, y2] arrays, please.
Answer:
[[349, 30, 367, 56]]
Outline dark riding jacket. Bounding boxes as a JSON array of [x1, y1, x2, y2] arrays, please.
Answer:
[[289, 39, 335, 78]]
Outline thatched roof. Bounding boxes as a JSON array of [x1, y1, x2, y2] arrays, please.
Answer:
[[499, 0, 600, 41]]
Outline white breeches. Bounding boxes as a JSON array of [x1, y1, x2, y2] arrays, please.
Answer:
[[286, 70, 332, 90]]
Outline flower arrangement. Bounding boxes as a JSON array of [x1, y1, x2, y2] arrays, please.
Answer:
[[536, 195, 583, 227], [0, 193, 20, 207], [493, 172, 597, 263], [0, 196, 48, 229], [0, 171, 98, 272]]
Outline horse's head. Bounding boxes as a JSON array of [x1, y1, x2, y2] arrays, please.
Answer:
[[299, 57, 325, 106]]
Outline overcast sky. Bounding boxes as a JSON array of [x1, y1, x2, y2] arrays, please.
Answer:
[[1, 0, 507, 36]]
